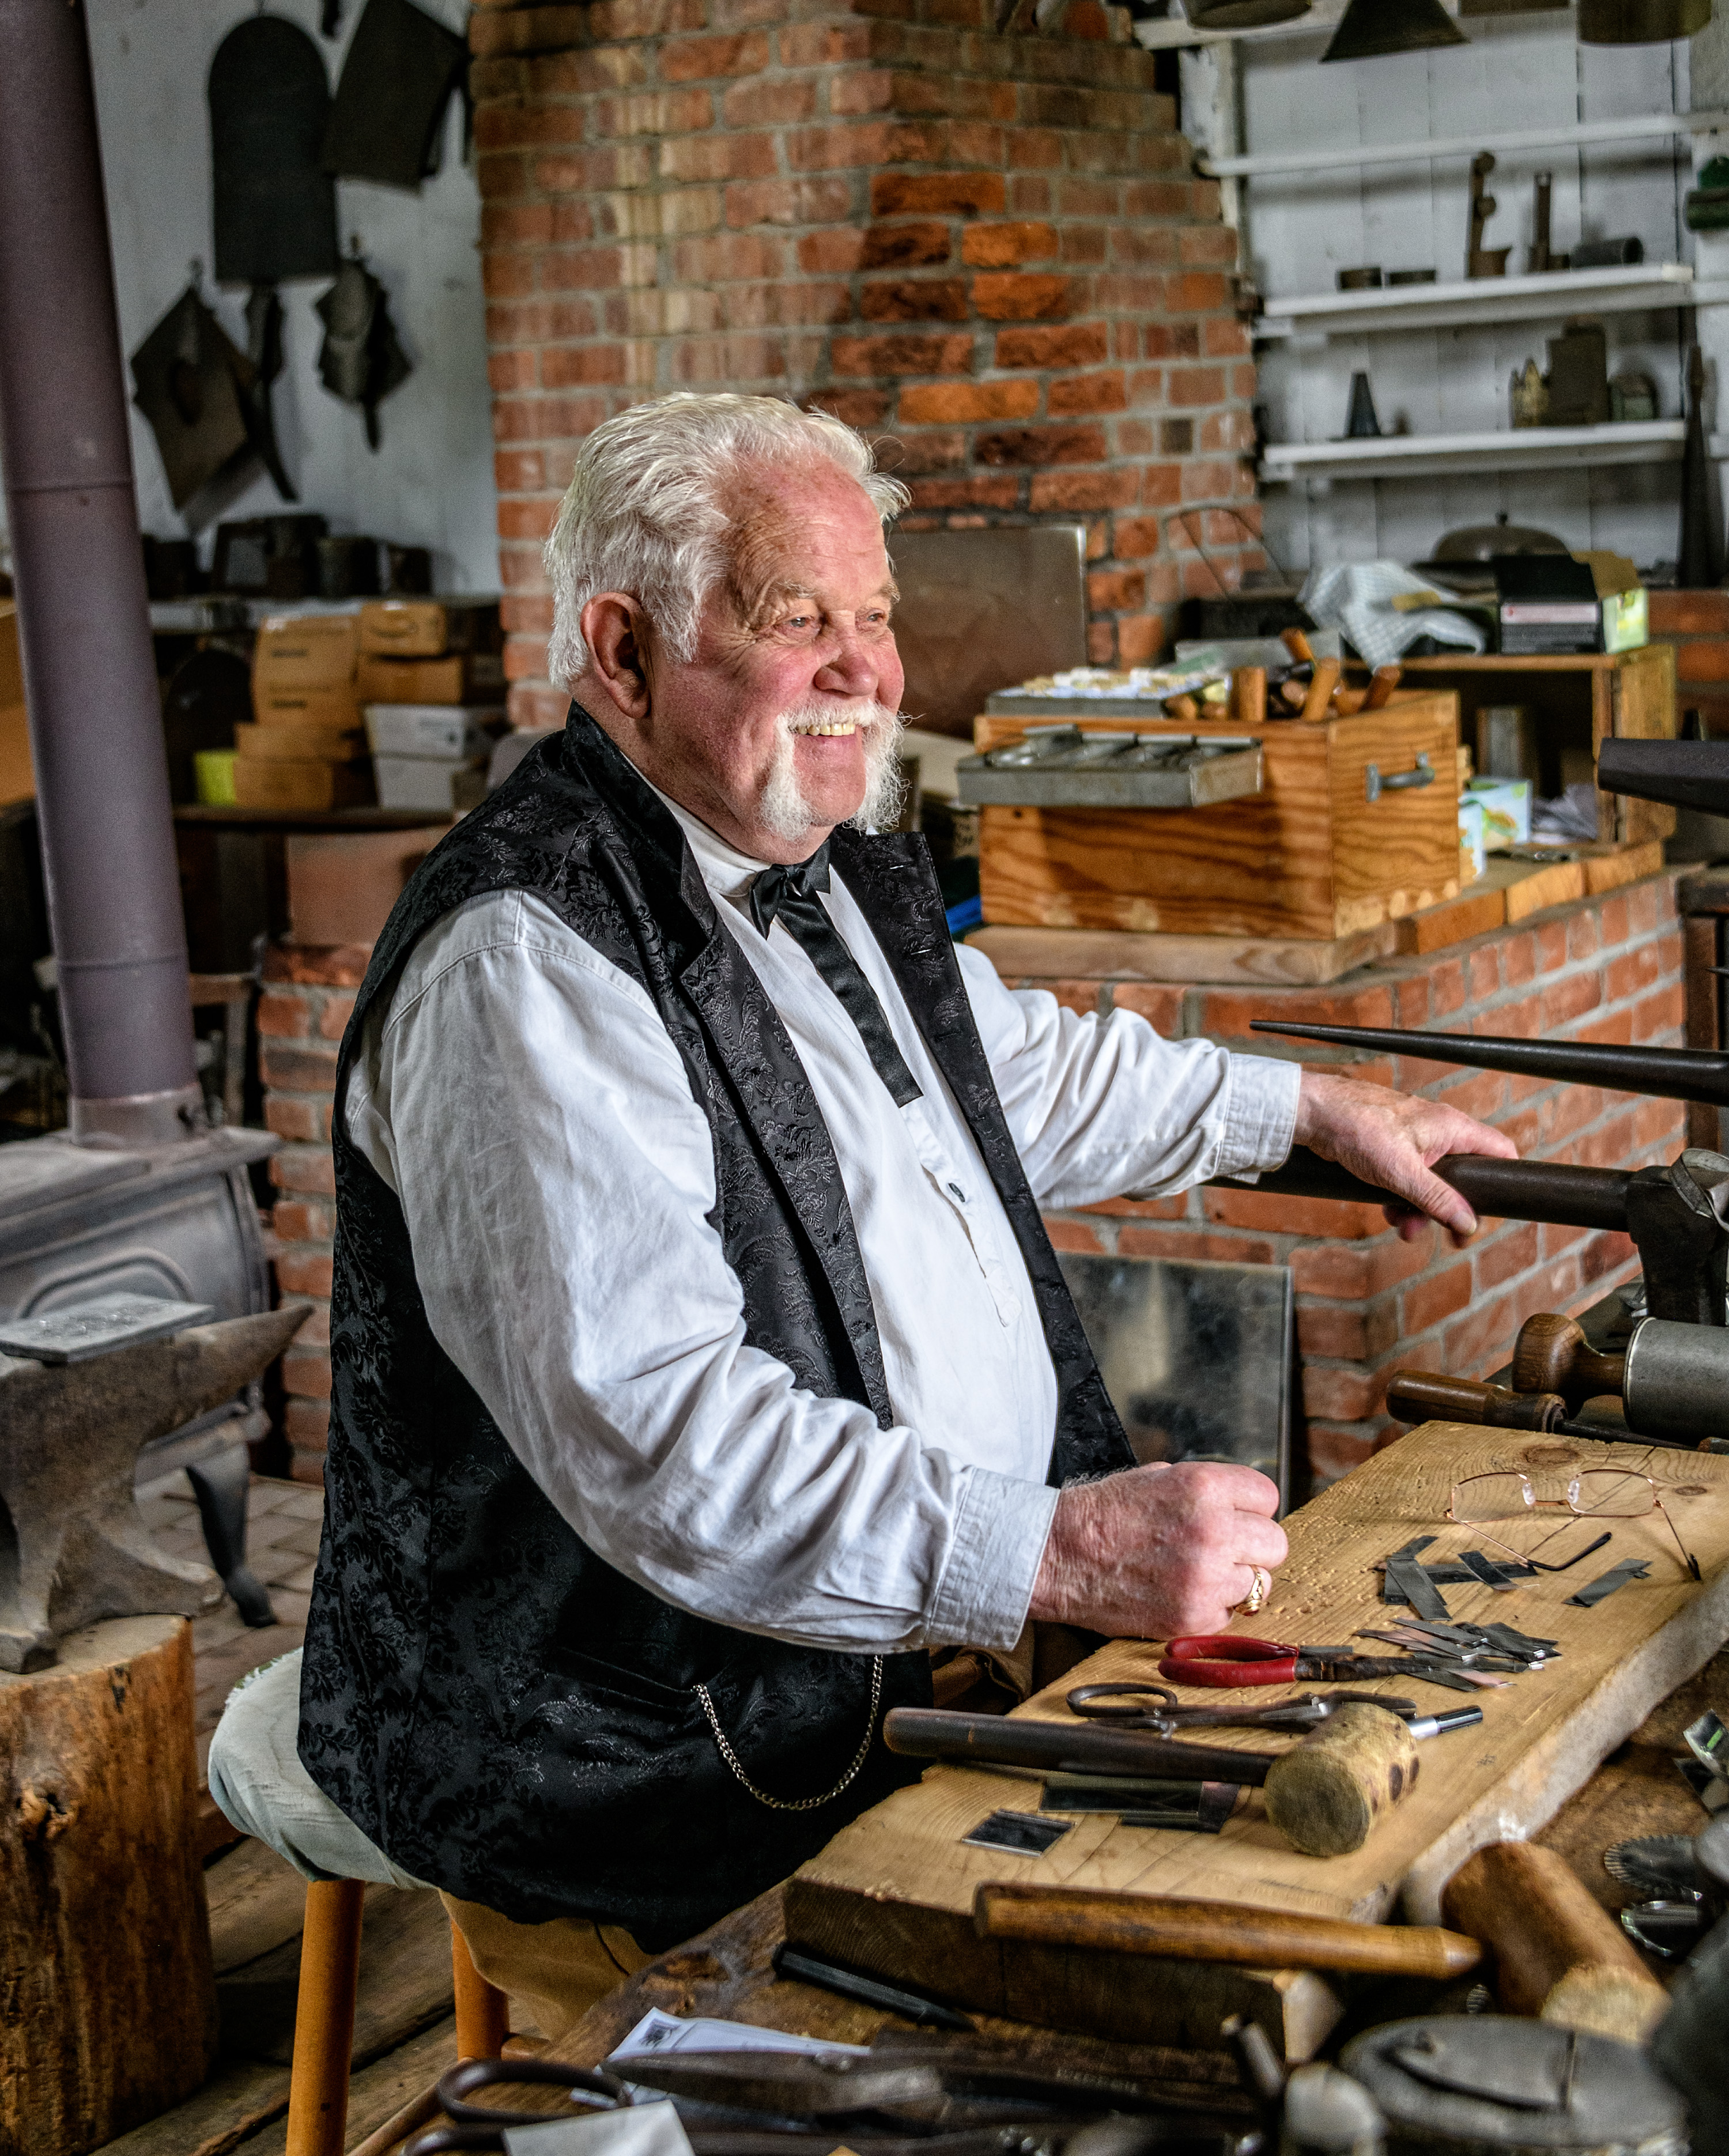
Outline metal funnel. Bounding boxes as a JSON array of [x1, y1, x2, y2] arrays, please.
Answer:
[[1322, 0, 1467, 59]]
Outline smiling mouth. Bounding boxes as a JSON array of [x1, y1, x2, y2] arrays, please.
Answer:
[[789, 718, 860, 738]]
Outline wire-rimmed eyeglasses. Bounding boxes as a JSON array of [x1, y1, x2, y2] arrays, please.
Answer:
[[1448, 1468, 1701, 1582]]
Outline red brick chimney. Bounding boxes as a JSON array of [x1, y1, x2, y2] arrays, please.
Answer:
[[468, 0, 1262, 721]]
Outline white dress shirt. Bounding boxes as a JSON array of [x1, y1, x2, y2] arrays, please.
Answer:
[[345, 791, 1301, 1655]]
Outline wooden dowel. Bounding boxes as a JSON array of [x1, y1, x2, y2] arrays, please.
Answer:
[[1230, 667, 1267, 725], [1441, 1841, 1668, 2042], [451, 1917, 511, 2061], [285, 1878, 365, 2156], [1363, 665, 1402, 710], [975, 1883, 1482, 1980], [1300, 658, 1341, 722], [1387, 1369, 1566, 1432]]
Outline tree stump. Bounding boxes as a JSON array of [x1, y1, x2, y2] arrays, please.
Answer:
[[0, 1615, 218, 2154]]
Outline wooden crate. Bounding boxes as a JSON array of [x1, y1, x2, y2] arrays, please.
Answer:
[[976, 692, 1460, 941], [1395, 643, 1677, 848], [786, 1419, 1729, 2059]]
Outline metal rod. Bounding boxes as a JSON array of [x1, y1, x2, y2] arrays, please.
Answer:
[[0, 0, 199, 1145], [1250, 1017, 1729, 1109], [1221, 1145, 1632, 1231]]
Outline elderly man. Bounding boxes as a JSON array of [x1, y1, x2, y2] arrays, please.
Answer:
[[298, 391, 1512, 2034]]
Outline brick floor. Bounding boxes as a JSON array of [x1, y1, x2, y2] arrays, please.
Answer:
[[138, 1470, 323, 1779]]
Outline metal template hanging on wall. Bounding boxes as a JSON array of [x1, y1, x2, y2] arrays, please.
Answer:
[[315, 255, 413, 451], [1184, 0, 1312, 31], [129, 285, 257, 518], [1578, 0, 1708, 38], [207, 17, 338, 286], [322, 0, 470, 191], [1321, 0, 1467, 59]]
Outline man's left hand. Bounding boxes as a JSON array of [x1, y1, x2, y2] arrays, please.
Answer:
[[1293, 1070, 1518, 1247]]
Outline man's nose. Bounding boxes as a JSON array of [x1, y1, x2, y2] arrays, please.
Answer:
[[811, 620, 880, 698]]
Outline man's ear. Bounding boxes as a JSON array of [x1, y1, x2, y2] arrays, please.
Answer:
[[580, 594, 654, 720]]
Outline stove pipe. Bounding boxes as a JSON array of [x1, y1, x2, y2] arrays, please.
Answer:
[[0, 0, 200, 1145]]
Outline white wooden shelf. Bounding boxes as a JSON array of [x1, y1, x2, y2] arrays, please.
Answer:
[[1260, 419, 1685, 484], [1259, 263, 1728, 340], [1196, 105, 1729, 178]]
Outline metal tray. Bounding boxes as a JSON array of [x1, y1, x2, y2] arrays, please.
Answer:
[[956, 728, 1263, 810]]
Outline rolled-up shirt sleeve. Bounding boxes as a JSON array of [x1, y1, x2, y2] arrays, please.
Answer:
[[350, 897, 1041, 1655], [956, 945, 1301, 1211]]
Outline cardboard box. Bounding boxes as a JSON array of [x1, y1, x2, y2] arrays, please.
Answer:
[[1461, 777, 1532, 851], [236, 721, 367, 764], [357, 654, 480, 705], [232, 757, 375, 811], [252, 684, 364, 730], [252, 614, 360, 693], [0, 606, 32, 806], [358, 598, 502, 659], [372, 753, 486, 811], [364, 703, 504, 760], [285, 829, 445, 945]]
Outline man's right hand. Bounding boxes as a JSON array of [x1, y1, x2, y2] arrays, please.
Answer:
[[1027, 1462, 1289, 1640]]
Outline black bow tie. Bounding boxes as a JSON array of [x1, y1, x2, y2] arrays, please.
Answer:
[[749, 844, 921, 1108]]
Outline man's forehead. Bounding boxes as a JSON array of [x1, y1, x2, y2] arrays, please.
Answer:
[[724, 470, 897, 610]]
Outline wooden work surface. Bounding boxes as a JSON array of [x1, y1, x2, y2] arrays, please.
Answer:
[[780, 1421, 1729, 2053]]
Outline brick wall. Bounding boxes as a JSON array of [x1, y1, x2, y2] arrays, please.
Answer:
[[470, 0, 1261, 726], [1033, 872, 1686, 1489], [260, 874, 1685, 1487], [258, 947, 365, 1482]]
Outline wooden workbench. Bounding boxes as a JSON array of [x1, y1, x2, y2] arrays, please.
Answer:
[[783, 1421, 1729, 2056]]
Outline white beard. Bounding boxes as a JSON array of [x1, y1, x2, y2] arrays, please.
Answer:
[[758, 697, 907, 847]]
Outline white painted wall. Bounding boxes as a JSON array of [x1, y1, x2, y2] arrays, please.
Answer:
[[0, 0, 499, 596], [1233, 8, 1718, 579]]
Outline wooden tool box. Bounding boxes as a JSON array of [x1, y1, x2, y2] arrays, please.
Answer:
[[976, 693, 1461, 942], [784, 1420, 1729, 2060]]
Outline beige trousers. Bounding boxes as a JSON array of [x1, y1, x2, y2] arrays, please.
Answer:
[[441, 1890, 654, 2045]]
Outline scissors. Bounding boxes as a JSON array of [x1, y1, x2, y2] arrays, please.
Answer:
[[1156, 1636, 1515, 1689], [1066, 1681, 1418, 1731]]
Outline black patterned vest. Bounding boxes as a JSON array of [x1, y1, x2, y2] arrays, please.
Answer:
[[298, 705, 1132, 1946]]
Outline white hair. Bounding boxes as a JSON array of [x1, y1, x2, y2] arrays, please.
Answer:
[[543, 392, 909, 688]]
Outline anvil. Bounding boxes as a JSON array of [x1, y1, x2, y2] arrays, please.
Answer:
[[0, 1302, 312, 1672]]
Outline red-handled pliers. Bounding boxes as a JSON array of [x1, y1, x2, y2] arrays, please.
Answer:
[[1160, 1636, 1353, 1687]]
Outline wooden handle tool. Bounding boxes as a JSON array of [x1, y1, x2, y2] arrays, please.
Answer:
[[974, 1883, 1483, 1981], [1363, 664, 1401, 711], [886, 1702, 1420, 1857], [1387, 1369, 1566, 1432], [1331, 688, 1367, 715], [1230, 667, 1267, 726], [1441, 1841, 1669, 2043], [1162, 693, 1200, 723], [1511, 1312, 1626, 1411], [1299, 658, 1341, 723], [1281, 627, 1315, 664]]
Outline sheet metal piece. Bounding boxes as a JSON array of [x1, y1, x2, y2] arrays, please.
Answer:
[[956, 732, 1263, 811], [1566, 1557, 1652, 1607], [1386, 1553, 1452, 1623], [208, 17, 338, 284]]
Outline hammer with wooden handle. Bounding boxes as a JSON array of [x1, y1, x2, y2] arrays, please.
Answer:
[[1441, 1841, 1669, 2044], [886, 1701, 1421, 1857], [974, 1883, 1483, 1981]]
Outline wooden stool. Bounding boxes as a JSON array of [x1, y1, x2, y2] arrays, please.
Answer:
[[284, 1878, 510, 2156]]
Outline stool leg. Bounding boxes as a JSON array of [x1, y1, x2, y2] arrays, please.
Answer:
[[286, 1878, 366, 2156], [451, 1919, 511, 2060]]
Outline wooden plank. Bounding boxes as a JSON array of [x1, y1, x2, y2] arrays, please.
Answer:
[[90, 2059, 290, 2156], [1613, 645, 1679, 847], [966, 921, 1400, 987], [975, 697, 1459, 941], [206, 1835, 315, 1979], [1474, 855, 1587, 920], [786, 1422, 1729, 2053], [1394, 882, 1507, 954], [1581, 842, 1666, 896]]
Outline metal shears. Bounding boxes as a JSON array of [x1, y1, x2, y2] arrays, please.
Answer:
[[1156, 1636, 1515, 1689]]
